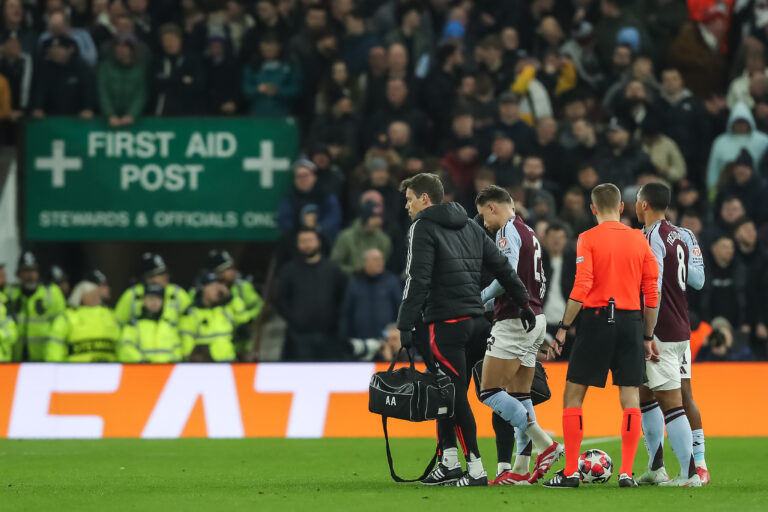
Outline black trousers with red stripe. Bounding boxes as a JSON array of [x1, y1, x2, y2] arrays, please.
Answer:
[[429, 315, 490, 460]]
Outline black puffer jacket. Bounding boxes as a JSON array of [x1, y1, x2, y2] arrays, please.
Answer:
[[397, 202, 530, 330]]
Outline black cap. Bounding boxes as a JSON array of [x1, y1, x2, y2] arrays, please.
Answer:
[[609, 116, 631, 132], [498, 92, 521, 105], [733, 148, 753, 168], [196, 269, 218, 288], [18, 251, 38, 270], [140, 252, 167, 279], [207, 250, 235, 273], [145, 283, 165, 297], [83, 269, 108, 286], [44, 35, 76, 51]]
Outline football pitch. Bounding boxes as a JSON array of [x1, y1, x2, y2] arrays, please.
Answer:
[[0, 437, 765, 511]]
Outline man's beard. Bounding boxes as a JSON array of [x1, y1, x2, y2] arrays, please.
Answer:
[[301, 248, 320, 259]]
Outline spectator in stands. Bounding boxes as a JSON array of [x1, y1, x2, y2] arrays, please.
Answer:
[[315, 60, 360, 115], [727, 46, 768, 110], [297, 28, 337, 121], [487, 132, 522, 187], [347, 158, 400, 227], [308, 85, 359, 160], [277, 228, 347, 361], [91, 0, 128, 51], [215, 0, 255, 59], [0, 0, 37, 56], [384, 3, 431, 77], [495, 91, 536, 156], [658, 67, 711, 185], [521, 155, 558, 219], [512, 56, 554, 123], [205, 31, 240, 115], [732, 217, 768, 359], [127, 0, 154, 46], [595, 0, 651, 69], [421, 41, 462, 141], [542, 222, 576, 333], [440, 108, 481, 193], [360, 45, 387, 115], [701, 234, 748, 331], [0, 35, 31, 121], [695, 317, 743, 362], [339, 8, 378, 77], [277, 159, 342, 242], [714, 195, 748, 236], [243, 31, 300, 116], [715, 150, 768, 225], [39, 10, 97, 67], [640, 112, 687, 184], [308, 144, 345, 199], [99, 14, 151, 66], [368, 77, 430, 152], [286, 4, 327, 63], [667, 3, 727, 100], [339, 248, 401, 342], [532, 117, 568, 186], [569, 118, 600, 169], [31, 36, 96, 118], [331, 200, 391, 275], [151, 23, 205, 116], [559, 186, 595, 236], [707, 102, 768, 193], [594, 116, 652, 189], [98, 35, 145, 127], [476, 33, 514, 94]]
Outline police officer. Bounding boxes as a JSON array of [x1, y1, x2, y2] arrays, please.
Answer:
[[8, 251, 67, 361], [180, 270, 248, 362], [47, 281, 121, 362], [49, 265, 71, 299], [115, 253, 191, 327], [0, 300, 16, 362], [83, 269, 112, 305], [119, 283, 183, 363], [207, 250, 263, 359]]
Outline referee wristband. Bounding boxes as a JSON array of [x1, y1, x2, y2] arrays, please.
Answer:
[[643, 335, 654, 341], [557, 321, 571, 331]]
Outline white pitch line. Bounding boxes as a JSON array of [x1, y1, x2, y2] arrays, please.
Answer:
[[582, 436, 620, 446]]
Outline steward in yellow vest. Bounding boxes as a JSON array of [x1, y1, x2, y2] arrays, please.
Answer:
[[119, 283, 183, 363]]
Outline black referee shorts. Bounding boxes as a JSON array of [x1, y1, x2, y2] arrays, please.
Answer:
[[566, 308, 645, 388]]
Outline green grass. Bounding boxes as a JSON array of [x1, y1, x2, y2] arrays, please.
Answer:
[[0, 438, 765, 511]]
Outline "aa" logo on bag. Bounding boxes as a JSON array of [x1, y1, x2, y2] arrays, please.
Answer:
[[385, 395, 397, 406]]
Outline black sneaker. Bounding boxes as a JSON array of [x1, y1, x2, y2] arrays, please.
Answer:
[[443, 471, 488, 487], [421, 462, 463, 486], [618, 473, 639, 488], [542, 470, 580, 489]]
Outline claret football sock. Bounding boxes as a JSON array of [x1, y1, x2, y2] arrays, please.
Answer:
[[562, 407, 583, 476], [665, 407, 695, 478], [620, 408, 642, 476], [641, 401, 665, 470]]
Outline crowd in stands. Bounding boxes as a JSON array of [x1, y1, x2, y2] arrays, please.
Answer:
[[1, 0, 768, 362]]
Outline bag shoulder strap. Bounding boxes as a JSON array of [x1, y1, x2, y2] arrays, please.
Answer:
[[382, 416, 438, 483]]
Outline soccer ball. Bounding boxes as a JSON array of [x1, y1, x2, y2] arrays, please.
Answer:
[[578, 449, 613, 483]]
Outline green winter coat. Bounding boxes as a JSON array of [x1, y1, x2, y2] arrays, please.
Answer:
[[98, 57, 147, 117], [330, 220, 392, 274]]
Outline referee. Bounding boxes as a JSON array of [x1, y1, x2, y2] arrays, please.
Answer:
[[396, 173, 535, 487], [543, 184, 660, 489]]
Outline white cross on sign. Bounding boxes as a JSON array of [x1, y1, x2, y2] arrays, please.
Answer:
[[242, 140, 290, 188], [35, 139, 82, 188]]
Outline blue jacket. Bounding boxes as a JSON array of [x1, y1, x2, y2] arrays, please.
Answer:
[[340, 271, 402, 340], [706, 103, 768, 193], [243, 59, 301, 116], [276, 186, 342, 242]]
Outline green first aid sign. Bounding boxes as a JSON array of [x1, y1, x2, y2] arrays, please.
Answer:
[[25, 117, 299, 241]]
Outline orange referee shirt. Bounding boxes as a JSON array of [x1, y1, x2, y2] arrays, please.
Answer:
[[569, 221, 659, 310]]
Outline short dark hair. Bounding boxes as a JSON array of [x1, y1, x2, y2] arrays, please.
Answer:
[[546, 221, 568, 235], [475, 185, 512, 206], [638, 182, 671, 212], [399, 173, 444, 204], [590, 183, 621, 212]]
